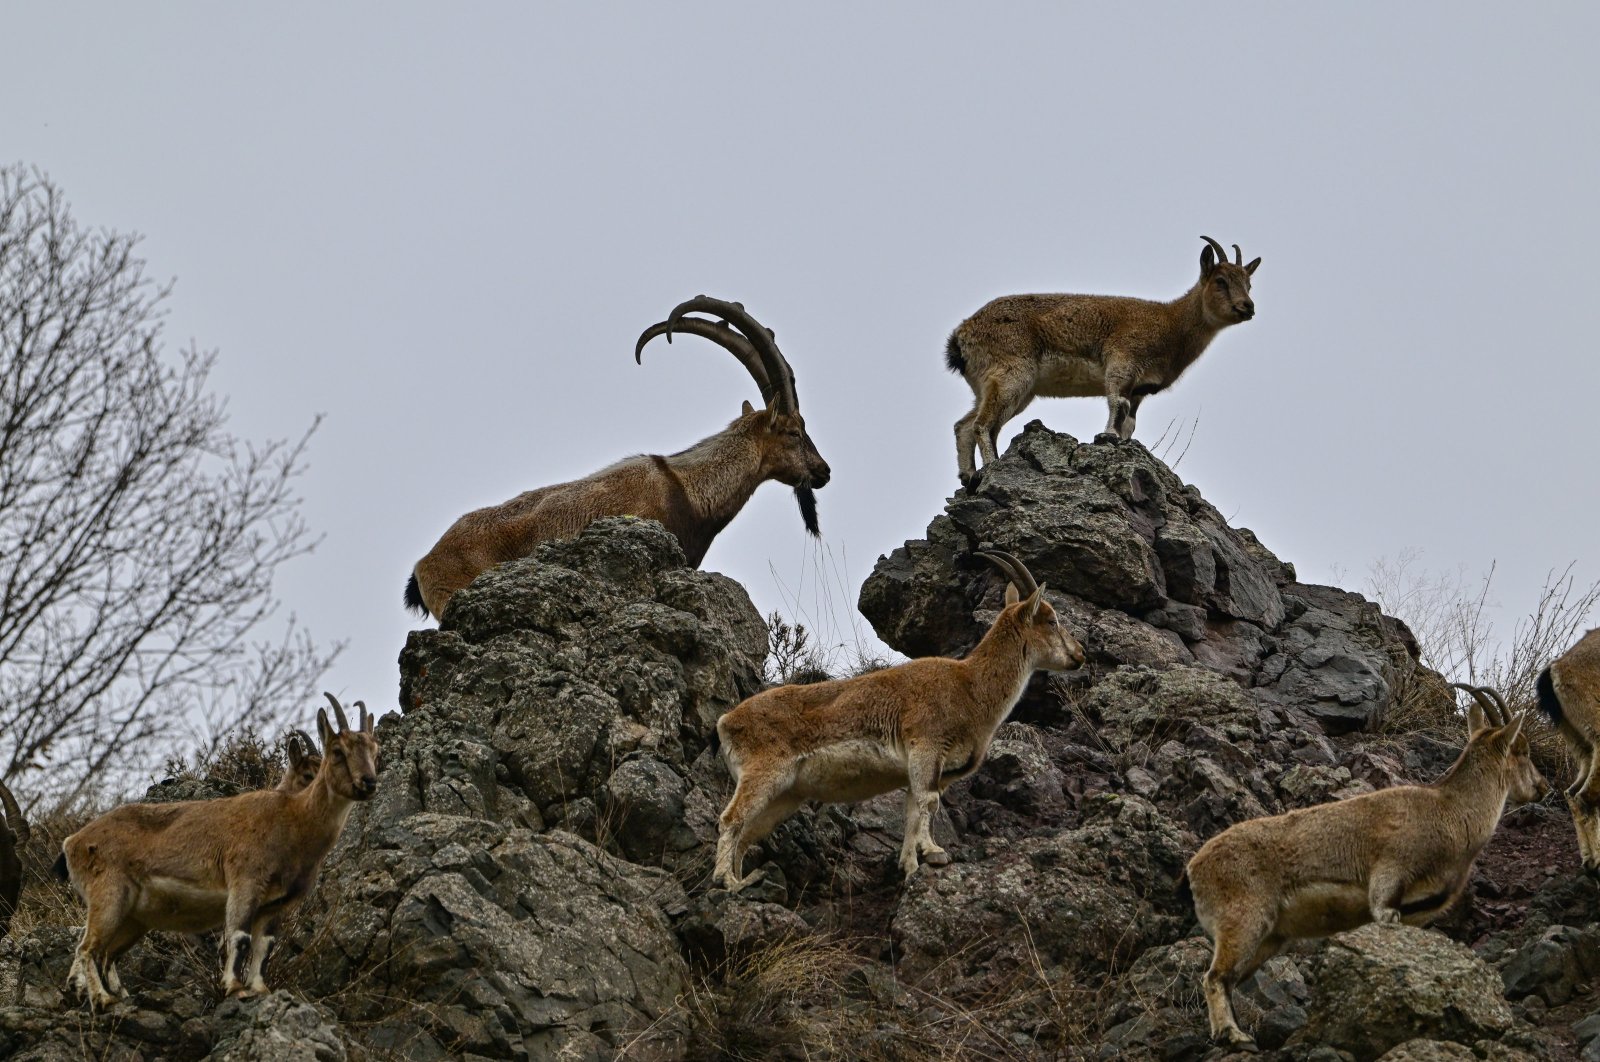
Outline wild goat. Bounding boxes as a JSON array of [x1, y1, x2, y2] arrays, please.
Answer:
[[57, 695, 379, 1007], [1537, 628, 1600, 873], [713, 551, 1084, 891], [405, 297, 830, 619], [946, 236, 1261, 485], [1182, 685, 1546, 1050], [1, 776, 29, 939]]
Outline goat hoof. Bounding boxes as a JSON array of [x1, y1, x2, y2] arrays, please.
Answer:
[[1212, 1032, 1258, 1053], [922, 849, 951, 867], [1093, 432, 1122, 446]]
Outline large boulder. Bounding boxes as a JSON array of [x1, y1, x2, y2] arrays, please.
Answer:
[[859, 423, 1419, 735], [1302, 925, 1517, 1061]]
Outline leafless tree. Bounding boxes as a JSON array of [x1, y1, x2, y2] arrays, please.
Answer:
[[0, 165, 339, 810]]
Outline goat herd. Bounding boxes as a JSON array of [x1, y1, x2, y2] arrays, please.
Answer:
[[3, 236, 1597, 1053]]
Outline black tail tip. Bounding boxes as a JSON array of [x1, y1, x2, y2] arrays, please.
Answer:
[[944, 332, 967, 376], [404, 574, 430, 619], [52, 851, 68, 882], [1536, 666, 1563, 726], [1175, 870, 1193, 908]]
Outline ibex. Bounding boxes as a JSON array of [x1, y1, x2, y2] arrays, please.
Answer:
[[1536, 628, 1600, 873], [406, 297, 830, 619], [1, 776, 29, 939], [947, 236, 1261, 484], [56, 695, 379, 1007], [1182, 685, 1546, 1050], [713, 551, 1084, 891]]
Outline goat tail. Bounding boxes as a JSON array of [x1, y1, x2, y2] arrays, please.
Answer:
[[52, 850, 68, 883], [404, 573, 430, 618], [1536, 665, 1564, 727], [944, 330, 967, 376], [1175, 869, 1193, 909]]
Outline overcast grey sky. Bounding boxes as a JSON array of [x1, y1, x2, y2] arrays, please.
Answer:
[[3, 3, 1596, 715]]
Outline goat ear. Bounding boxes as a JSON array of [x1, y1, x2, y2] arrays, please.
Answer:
[[1200, 245, 1216, 274], [1003, 582, 1020, 606], [1023, 585, 1045, 621], [740, 399, 755, 416], [1245, 257, 1261, 276], [1501, 712, 1526, 745], [286, 736, 304, 768], [1467, 701, 1488, 737], [317, 708, 335, 748]]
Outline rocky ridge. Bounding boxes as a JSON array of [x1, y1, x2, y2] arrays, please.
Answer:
[[0, 427, 1594, 1060]]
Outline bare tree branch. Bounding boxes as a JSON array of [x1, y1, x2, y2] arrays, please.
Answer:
[[0, 165, 340, 810]]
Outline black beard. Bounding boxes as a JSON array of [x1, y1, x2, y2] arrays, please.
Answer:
[[795, 485, 820, 537]]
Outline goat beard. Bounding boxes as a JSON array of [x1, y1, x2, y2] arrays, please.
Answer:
[[795, 486, 820, 537]]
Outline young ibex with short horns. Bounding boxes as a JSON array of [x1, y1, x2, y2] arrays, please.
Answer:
[[57, 695, 379, 1007], [1, 776, 29, 939], [1183, 684, 1546, 1050], [1537, 628, 1600, 873], [947, 236, 1261, 485], [713, 551, 1084, 891], [406, 297, 831, 619]]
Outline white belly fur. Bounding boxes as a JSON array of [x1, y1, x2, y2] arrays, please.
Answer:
[[791, 740, 906, 804]]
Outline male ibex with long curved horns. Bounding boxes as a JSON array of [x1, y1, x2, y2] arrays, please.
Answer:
[[947, 236, 1261, 485], [406, 297, 831, 619]]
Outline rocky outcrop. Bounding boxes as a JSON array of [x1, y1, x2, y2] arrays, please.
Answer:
[[0, 442, 1588, 1061], [859, 421, 1419, 733]]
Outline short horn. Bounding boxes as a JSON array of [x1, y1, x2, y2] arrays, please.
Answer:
[[1232, 243, 1243, 266], [1450, 683, 1505, 727], [1200, 235, 1229, 267], [977, 549, 1039, 598], [323, 691, 350, 733], [356, 700, 371, 733], [0, 777, 28, 848]]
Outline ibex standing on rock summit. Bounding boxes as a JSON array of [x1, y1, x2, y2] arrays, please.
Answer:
[[406, 297, 830, 620], [1182, 684, 1546, 1050], [1536, 628, 1600, 873], [947, 236, 1261, 485], [713, 551, 1084, 892], [57, 695, 379, 1008]]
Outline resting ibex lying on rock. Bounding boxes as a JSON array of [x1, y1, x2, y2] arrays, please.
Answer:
[[406, 297, 831, 619], [57, 696, 378, 1007], [1537, 628, 1600, 872], [1, 777, 29, 939], [1182, 684, 1546, 1050], [713, 551, 1084, 891], [947, 236, 1261, 484]]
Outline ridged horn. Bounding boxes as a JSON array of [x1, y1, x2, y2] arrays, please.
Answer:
[[1233, 243, 1243, 266], [664, 296, 798, 413], [1200, 235, 1229, 268], [635, 318, 774, 400]]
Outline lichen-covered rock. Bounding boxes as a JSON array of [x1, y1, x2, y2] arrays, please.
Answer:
[[1303, 925, 1516, 1061], [205, 992, 345, 1061]]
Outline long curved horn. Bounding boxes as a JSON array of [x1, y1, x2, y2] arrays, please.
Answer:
[[666, 296, 799, 413], [1232, 243, 1243, 266], [635, 318, 775, 402], [0, 778, 28, 847], [1480, 686, 1514, 723], [323, 691, 350, 733], [977, 550, 1039, 598], [1200, 236, 1229, 267], [1450, 683, 1505, 727]]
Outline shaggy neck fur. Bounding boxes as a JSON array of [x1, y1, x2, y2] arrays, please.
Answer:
[[293, 771, 357, 849], [1168, 281, 1227, 354], [659, 422, 769, 562]]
